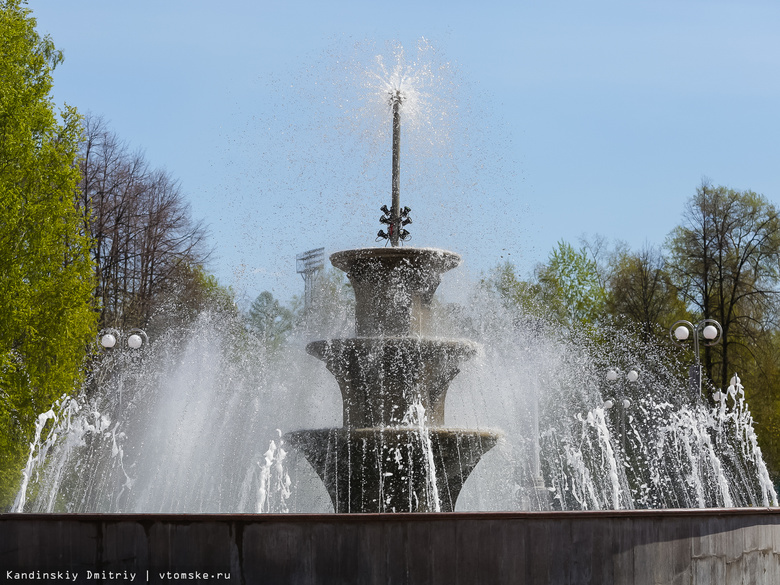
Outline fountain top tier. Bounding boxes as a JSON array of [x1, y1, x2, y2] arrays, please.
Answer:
[[331, 247, 461, 337]]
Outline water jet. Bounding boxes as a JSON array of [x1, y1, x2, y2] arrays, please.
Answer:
[[3, 40, 780, 584]]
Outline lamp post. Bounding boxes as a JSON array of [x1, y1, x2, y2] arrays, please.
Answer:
[[604, 368, 639, 455], [669, 319, 722, 399], [97, 328, 148, 411], [99, 328, 148, 351]]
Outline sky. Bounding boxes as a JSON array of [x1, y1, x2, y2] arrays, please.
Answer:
[[29, 0, 780, 306]]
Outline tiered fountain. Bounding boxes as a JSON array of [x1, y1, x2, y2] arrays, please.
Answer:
[[286, 89, 499, 513], [4, 48, 780, 584]]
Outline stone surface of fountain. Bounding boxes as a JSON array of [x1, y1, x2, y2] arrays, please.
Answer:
[[286, 247, 499, 512]]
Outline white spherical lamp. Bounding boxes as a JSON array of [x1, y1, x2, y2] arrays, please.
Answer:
[[674, 326, 690, 341], [702, 325, 718, 340], [100, 333, 117, 349], [127, 334, 143, 349]]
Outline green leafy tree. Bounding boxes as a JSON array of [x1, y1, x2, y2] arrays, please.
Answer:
[[0, 0, 96, 509], [537, 240, 607, 326], [479, 261, 547, 324], [746, 329, 780, 482], [480, 243, 607, 328], [247, 291, 294, 350], [667, 183, 780, 389], [605, 244, 690, 339], [143, 263, 237, 337], [666, 184, 780, 483]]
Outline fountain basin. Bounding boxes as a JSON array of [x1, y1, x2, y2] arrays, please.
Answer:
[[5, 509, 780, 583], [285, 427, 500, 513]]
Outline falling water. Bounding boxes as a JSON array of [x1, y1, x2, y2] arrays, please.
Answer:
[[402, 399, 442, 512], [11, 285, 778, 512], [11, 40, 778, 512]]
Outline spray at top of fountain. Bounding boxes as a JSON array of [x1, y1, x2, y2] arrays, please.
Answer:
[[368, 42, 450, 248]]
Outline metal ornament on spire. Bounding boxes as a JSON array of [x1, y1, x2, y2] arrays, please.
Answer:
[[377, 89, 412, 246]]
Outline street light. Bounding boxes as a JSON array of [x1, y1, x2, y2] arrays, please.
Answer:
[[604, 368, 639, 454], [98, 328, 148, 351], [100, 328, 119, 349], [669, 319, 722, 399]]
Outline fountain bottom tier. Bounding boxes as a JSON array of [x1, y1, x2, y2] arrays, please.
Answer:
[[285, 427, 499, 513]]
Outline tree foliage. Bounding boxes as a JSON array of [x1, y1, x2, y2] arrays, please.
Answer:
[[77, 115, 210, 331], [667, 183, 780, 389], [666, 185, 780, 485], [301, 266, 355, 338], [606, 244, 689, 340], [482, 183, 780, 486], [536, 240, 606, 326], [0, 0, 96, 509], [247, 291, 294, 350], [480, 261, 543, 316], [143, 262, 237, 336]]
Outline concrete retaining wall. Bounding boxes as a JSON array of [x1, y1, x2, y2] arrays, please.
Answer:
[[2, 509, 780, 584]]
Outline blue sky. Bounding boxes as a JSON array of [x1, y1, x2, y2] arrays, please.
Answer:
[[30, 0, 780, 304]]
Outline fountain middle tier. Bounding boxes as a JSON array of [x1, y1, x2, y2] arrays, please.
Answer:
[[306, 337, 478, 427]]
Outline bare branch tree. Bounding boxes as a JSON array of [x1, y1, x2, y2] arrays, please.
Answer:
[[606, 244, 687, 340], [77, 114, 211, 330], [667, 183, 780, 388]]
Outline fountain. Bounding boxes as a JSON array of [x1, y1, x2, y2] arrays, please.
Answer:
[[3, 40, 780, 583], [286, 247, 498, 512], [285, 87, 498, 513], [6, 42, 777, 516]]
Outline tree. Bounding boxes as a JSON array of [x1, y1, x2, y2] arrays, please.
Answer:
[[0, 0, 96, 509], [301, 266, 355, 338], [142, 263, 237, 337], [536, 240, 606, 326], [667, 183, 780, 389], [605, 244, 689, 339], [247, 291, 294, 350], [745, 329, 780, 480], [479, 242, 608, 328], [478, 261, 547, 327], [77, 114, 210, 330]]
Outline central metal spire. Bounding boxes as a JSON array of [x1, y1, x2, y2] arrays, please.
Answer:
[[377, 89, 411, 246], [390, 90, 403, 247]]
